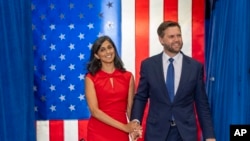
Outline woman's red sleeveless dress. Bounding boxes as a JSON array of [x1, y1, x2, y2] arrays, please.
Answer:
[[86, 69, 132, 141]]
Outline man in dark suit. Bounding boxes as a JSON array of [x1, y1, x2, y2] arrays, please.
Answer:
[[130, 21, 216, 141]]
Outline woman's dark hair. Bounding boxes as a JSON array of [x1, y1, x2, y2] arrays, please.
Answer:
[[86, 35, 125, 75]]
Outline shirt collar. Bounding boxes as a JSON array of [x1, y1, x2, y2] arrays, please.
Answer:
[[163, 52, 182, 63]]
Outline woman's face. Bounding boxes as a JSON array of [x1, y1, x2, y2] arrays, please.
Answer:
[[94, 40, 115, 64]]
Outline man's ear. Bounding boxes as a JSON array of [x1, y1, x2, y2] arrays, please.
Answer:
[[158, 36, 163, 44]]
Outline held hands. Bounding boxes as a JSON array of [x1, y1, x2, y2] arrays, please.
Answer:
[[128, 121, 143, 141]]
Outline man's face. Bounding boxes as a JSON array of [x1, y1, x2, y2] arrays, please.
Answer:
[[159, 26, 183, 56]]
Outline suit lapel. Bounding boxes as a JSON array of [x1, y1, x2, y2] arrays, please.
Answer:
[[152, 53, 166, 86], [152, 53, 171, 101]]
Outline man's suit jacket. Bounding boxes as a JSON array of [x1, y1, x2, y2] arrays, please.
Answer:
[[131, 52, 215, 141]]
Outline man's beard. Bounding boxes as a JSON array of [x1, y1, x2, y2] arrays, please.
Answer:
[[163, 42, 183, 54]]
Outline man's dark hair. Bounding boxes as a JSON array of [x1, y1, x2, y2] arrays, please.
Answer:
[[157, 21, 181, 37]]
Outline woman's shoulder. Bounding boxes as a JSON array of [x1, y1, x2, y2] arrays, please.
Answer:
[[85, 72, 93, 79], [117, 69, 132, 74], [116, 69, 133, 79], [85, 71, 100, 79]]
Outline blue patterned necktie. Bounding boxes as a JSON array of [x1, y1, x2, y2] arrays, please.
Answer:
[[166, 58, 174, 102]]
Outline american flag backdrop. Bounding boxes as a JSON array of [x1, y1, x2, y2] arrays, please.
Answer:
[[32, 0, 205, 141]]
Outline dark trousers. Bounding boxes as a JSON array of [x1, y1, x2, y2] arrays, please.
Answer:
[[166, 126, 183, 141]]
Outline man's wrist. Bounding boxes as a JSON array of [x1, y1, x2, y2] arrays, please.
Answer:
[[132, 119, 140, 125]]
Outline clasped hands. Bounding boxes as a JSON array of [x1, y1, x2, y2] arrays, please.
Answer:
[[127, 120, 143, 141]]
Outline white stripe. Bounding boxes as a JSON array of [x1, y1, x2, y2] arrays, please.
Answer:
[[149, 0, 164, 57], [64, 120, 78, 141], [178, 0, 192, 57], [121, 0, 136, 76], [36, 120, 50, 141]]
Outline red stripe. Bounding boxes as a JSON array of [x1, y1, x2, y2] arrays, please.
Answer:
[[49, 120, 64, 141], [192, 0, 205, 140], [135, 0, 149, 87], [164, 0, 178, 21], [78, 120, 88, 141], [192, 0, 205, 64], [135, 1, 150, 141]]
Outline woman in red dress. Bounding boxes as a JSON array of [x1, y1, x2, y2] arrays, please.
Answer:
[[85, 36, 139, 141]]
